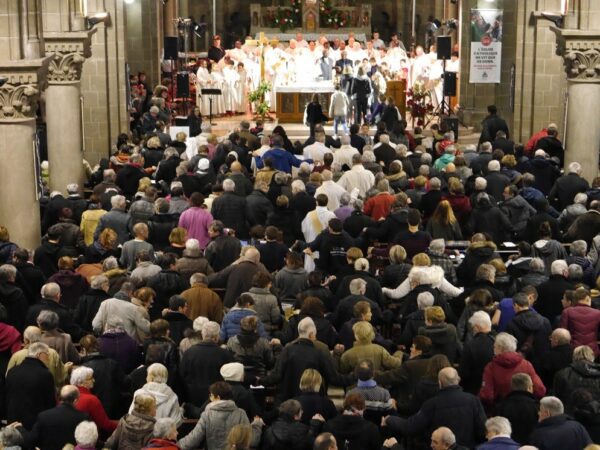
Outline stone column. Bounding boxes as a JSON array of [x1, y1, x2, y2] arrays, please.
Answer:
[[0, 58, 51, 249], [552, 28, 600, 181], [44, 31, 94, 193]]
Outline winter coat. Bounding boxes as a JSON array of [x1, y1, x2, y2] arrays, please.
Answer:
[[558, 203, 587, 231], [48, 269, 89, 311], [529, 414, 592, 450], [500, 195, 536, 234], [294, 391, 338, 425], [27, 297, 81, 339], [565, 209, 600, 246], [339, 341, 402, 374], [204, 234, 242, 272], [246, 286, 281, 332], [116, 164, 147, 198], [485, 171, 511, 203], [466, 196, 512, 244], [560, 304, 600, 356], [476, 437, 520, 450], [211, 192, 248, 239], [75, 386, 117, 433], [106, 411, 155, 450], [479, 351, 546, 406], [175, 248, 214, 282], [457, 241, 498, 286], [98, 329, 140, 373], [532, 239, 568, 276], [262, 414, 319, 450], [147, 213, 179, 251], [536, 275, 574, 321], [41, 328, 80, 364], [505, 309, 552, 367], [220, 307, 267, 342], [386, 385, 487, 449], [459, 332, 495, 394], [92, 297, 150, 340], [226, 332, 276, 379], [521, 157, 560, 195], [146, 270, 187, 318], [323, 414, 382, 450], [80, 352, 126, 418], [554, 360, 600, 409], [26, 403, 89, 450], [284, 314, 339, 349], [130, 382, 183, 426], [548, 173, 589, 210], [180, 283, 223, 323], [209, 260, 268, 309], [177, 400, 260, 450], [246, 189, 274, 227], [494, 390, 539, 445], [0, 280, 28, 331], [418, 323, 461, 363], [179, 342, 233, 405], [33, 240, 62, 278], [275, 267, 308, 301]]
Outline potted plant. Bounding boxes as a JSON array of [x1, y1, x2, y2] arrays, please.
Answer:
[[248, 80, 272, 121]]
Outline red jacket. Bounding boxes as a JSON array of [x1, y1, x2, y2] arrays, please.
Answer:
[[75, 386, 118, 433], [560, 304, 600, 356], [525, 128, 549, 155], [364, 192, 396, 221], [143, 438, 181, 449], [479, 351, 546, 406], [443, 194, 472, 225]]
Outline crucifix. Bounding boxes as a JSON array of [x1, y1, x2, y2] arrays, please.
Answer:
[[245, 32, 280, 83]]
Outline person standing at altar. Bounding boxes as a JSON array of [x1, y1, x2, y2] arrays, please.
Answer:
[[351, 67, 372, 125], [208, 35, 226, 63], [410, 45, 431, 88], [319, 50, 335, 81], [228, 40, 246, 62], [329, 84, 350, 137], [209, 64, 226, 116], [305, 95, 328, 139], [336, 51, 354, 95], [235, 62, 249, 115], [196, 60, 212, 117], [296, 33, 308, 48], [306, 41, 321, 64], [222, 59, 240, 116]]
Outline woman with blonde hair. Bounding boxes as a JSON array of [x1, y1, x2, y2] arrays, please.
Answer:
[[339, 321, 402, 374], [225, 424, 253, 450], [294, 368, 337, 424], [85, 227, 120, 263], [163, 227, 187, 257], [381, 245, 412, 289], [106, 393, 156, 449], [426, 200, 463, 240]]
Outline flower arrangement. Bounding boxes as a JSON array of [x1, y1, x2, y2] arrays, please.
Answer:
[[265, 0, 302, 32], [406, 81, 434, 127], [319, 0, 350, 29], [248, 80, 272, 120]]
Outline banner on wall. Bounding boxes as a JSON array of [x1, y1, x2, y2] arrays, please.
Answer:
[[469, 8, 503, 84]]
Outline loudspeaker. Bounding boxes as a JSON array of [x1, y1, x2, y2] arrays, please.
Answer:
[[177, 72, 190, 98], [443, 71, 457, 97], [164, 36, 179, 60], [436, 36, 451, 60], [441, 115, 459, 140]]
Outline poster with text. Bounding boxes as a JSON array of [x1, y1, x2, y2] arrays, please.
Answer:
[[469, 8, 503, 83]]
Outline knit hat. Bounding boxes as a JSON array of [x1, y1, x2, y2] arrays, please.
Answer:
[[220, 362, 244, 382]]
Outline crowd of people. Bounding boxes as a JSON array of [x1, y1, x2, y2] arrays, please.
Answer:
[[0, 98, 600, 450]]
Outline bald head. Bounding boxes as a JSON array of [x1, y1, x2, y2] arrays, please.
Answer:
[[431, 427, 456, 449], [438, 367, 460, 387], [60, 385, 80, 404]]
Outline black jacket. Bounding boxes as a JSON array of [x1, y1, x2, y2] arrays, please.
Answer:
[[530, 414, 592, 450], [246, 189, 274, 227], [33, 240, 62, 278], [535, 275, 573, 320], [25, 403, 89, 450], [540, 343, 573, 388], [14, 262, 46, 305], [554, 361, 600, 411], [294, 391, 338, 425], [479, 114, 509, 144], [323, 414, 382, 450], [494, 390, 539, 444], [332, 294, 383, 330], [257, 240, 288, 273], [505, 309, 551, 369], [261, 338, 349, 400], [211, 191, 248, 239], [521, 157, 560, 195], [374, 143, 397, 169], [26, 297, 81, 339], [204, 234, 242, 272], [344, 210, 376, 239], [155, 156, 181, 185], [146, 270, 187, 320], [262, 414, 320, 450], [485, 171, 510, 203], [116, 164, 147, 197], [0, 281, 27, 331], [74, 288, 110, 333], [267, 207, 296, 247], [418, 323, 461, 364], [387, 385, 487, 449], [147, 213, 179, 251], [466, 197, 512, 244], [179, 341, 234, 405], [537, 135, 565, 165], [6, 357, 56, 429], [457, 241, 498, 287], [548, 173, 589, 210], [163, 311, 193, 345], [306, 102, 327, 125], [459, 331, 495, 394], [80, 352, 127, 418]]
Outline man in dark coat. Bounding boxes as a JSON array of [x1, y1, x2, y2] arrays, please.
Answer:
[[262, 399, 320, 450], [529, 396, 592, 450], [373, 134, 397, 170], [23, 385, 89, 450], [491, 130, 515, 155], [33, 226, 62, 278], [13, 247, 46, 306], [458, 311, 495, 394], [178, 321, 233, 405], [548, 163, 589, 210], [256, 226, 288, 273], [204, 221, 243, 272], [536, 262, 573, 323], [73, 275, 110, 333], [384, 367, 487, 449], [536, 126, 564, 166], [146, 253, 187, 320], [521, 151, 561, 195], [163, 295, 193, 345], [245, 183, 274, 227], [93, 194, 130, 245], [211, 179, 249, 239], [484, 161, 510, 203], [27, 282, 82, 340], [494, 373, 540, 445], [115, 154, 147, 198], [457, 236, 499, 287], [466, 193, 513, 244], [539, 328, 573, 388], [479, 105, 509, 144], [6, 342, 56, 429], [0, 264, 28, 331], [259, 317, 350, 401], [564, 201, 600, 246]]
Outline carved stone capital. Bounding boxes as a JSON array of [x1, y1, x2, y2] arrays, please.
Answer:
[[0, 56, 52, 122], [552, 27, 600, 81], [43, 30, 96, 84]]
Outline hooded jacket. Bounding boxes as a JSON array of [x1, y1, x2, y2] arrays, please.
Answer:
[[479, 351, 546, 405], [106, 410, 155, 450], [500, 195, 536, 234], [417, 323, 462, 364], [505, 309, 552, 366], [457, 241, 498, 287], [131, 382, 183, 426], [275, 266, 308, 301], [560, 304, 600, 356], [262, 413, 319, 450], [532, 239, 568, 275], [466, 196, 512, 244], [220, 307, 267, 342], [554, 360, 600, 408]]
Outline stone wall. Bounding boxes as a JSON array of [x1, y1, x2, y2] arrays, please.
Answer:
[[80, 0, 129, 166], [124, 0, 161, 88]]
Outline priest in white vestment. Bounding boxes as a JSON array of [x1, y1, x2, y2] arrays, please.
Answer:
[[301, 188, 337, 271]]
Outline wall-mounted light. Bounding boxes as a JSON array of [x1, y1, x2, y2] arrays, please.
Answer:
[[85, 11, 111, 28]]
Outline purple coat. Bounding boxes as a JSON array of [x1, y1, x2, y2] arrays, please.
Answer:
[[99, 330, 140, 373]]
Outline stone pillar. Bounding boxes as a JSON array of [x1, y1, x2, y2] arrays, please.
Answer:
[[0, 59, 51, 249], [44, 31, 94, 193], [164, 0, 178, 37], [552, 28, 600, 181]]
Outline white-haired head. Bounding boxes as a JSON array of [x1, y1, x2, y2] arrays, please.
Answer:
[[568, 162, 582, 175], [298, 317, 317, 339], [488, 160, 500, 172], [485, 416, 512, 437], [417, 292, 434, 310], [291, 179, 306, 194], [551, 260, 568, 277], [223, 179, 235, 192], [494, 332, 517, 354], [70, 366, 94, 386], [475, 177, 487, 190], [74, 421, 98, 448], [469, 310, 492, 332], [201, 321, 220, 341]]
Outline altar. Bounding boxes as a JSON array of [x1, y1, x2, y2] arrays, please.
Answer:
[[275, 81, 335, 123]]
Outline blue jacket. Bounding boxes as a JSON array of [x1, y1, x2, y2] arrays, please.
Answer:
[[255, 148, 311, 173], [220, 308, 267, 342], [476, 436, 520, 450], [529, 414, 592, 450]]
